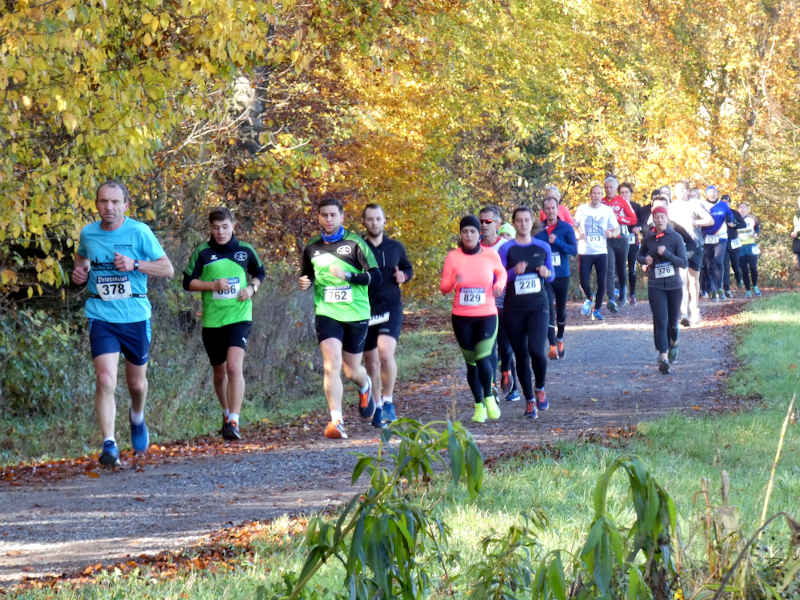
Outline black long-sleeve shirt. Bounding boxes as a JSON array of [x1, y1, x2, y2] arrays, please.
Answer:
[[638, 227, 687, 290], [365, 235, 413, 314]]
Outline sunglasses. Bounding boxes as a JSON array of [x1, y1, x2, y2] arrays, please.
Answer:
[[479, 218, 494, 224]]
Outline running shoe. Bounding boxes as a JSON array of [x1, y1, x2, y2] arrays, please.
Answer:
[[382, 401, 397, 423], [557, 339, 565, 359], [358, 378, 376, 419], [371, 407, 387, 429], [535, 389, 548, 411], [754, 285, 761, 296], [504, 388, 520, 402], [712, 291, 720, 303], [99, 440, 120, 467], [718, 289, 726, 301], [668, 344, 679, 363], [129, 411, 149, 453], [725, 289, 733, 299], [629, 295, 637, 306], [658, 359, 670, 374], [680, 316, 690, 327], [581, 298, 592, 316], [744, 290, 752, 298], [485, 395, 501, 420], [548, 345, 558, 360], [591, 310, 603, 321], [524, 400, 538, 419], [324, 420, 348, 439], [607, 298, 619, 313], [701, 292, 709, 299], [222, 421, 242, 441], [613, 287, 619, 299], [500, 370, 512, 394], [471, 402, 487, 423]]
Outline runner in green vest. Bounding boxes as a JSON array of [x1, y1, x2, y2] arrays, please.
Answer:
[[183, 207, 265, 441]]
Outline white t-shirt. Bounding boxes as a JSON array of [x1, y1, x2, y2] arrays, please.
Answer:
[[575, 203, 618, 255], [669, 200, 710, 242]]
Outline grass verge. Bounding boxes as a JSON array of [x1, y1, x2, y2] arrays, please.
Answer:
[[11, 294, 800, 598]]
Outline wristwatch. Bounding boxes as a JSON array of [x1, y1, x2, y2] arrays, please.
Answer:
[[133, 260, 139, 271]]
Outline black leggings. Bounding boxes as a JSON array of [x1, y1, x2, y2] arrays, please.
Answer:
[[606, 237, 629, 300], [493, 308, 517, 389], [723, 244, 742, 290], [504, 304, 548, 400], [546, 277, 570, 345], [647, 287, 682, 353], [703, 240, 727, 292], [627, 242, 639, 297], [740, 253, 759, 289], [579, 254, 607, 311], [451, 314, 498, 403]]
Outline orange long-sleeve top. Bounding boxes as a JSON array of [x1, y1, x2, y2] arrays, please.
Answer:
[[439, 246, 507, 317]]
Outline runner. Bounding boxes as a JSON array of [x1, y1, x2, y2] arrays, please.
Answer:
[[623, 182, 648, 305], [721, 195, 746, 298], [479, 205, 519, 402], [638, 205, 687, 374], [71, 180, 175, 467], [183, 207, 265, 441], [499, 223, 516, 240], [738, 201, 761, 297], [536, 192, 577, 359], [669, 184, 713, 326], [362, 203, 413, 427], [792, 196, 800, 271], [299, 195, 381, 439], [574, 184, 620, 321], [602, 175, 637, 311], [498, 206, 554, 418], [537, 185, 575, 225], [701, 185, 733, 302], [440, 215, 506, 423]]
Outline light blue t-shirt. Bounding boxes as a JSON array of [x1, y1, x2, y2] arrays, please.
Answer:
[[77, 218, 165, 323]]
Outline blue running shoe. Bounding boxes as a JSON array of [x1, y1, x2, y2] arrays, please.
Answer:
[[358, 378, 376, 419], [607, 298, 618, 313], [744, 290, 752, 298], [504, 388, 520, 402], [99, 440, 120, 467], [524, 400, 538, 419], [382, 401, 397, 423], [591, 309, 604, 321], [129, 411, 149, 453], [581, 298, 592, 316], [754, 285, 761, 296], [535, 389, 549, 411], [371, 406, 387, 429]]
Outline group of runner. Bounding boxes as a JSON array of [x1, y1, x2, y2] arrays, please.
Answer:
[[73, 178, 764, 465]]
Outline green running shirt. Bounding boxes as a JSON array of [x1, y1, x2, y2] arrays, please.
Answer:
[[183, 237, 265, 328], [301, 230, 378, 322]]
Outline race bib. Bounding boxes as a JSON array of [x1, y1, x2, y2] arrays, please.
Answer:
[[619, 225, 629, 236], [654, 263, 676, 279], [628, 233, 637, 245], [551, 253, 561, 267], [514, 274, 542, 295], [730, 238, 742, 249], [324, 286, 353, 303], [587, 234, 603, 244], [212, 277, 240, 300], [96, 275, 132, 301], [704, 234, 719, 244], [368, 311, 390, 326], [752, 245, 760, 255], [459, 287, 486, 306]]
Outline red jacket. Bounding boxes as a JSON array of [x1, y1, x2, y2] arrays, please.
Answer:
[[602, 195, 637, 227]]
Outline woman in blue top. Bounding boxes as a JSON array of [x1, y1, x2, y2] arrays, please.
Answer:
[[536, 194, 577, 360], [498, 206, 554, 419]]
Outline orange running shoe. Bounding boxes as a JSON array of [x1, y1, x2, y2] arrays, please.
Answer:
[[548, 345, 558, 360], [324, 421, 348, 439], [500, 370, 511, 394]]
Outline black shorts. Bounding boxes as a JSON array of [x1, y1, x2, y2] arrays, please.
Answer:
[[363, 307, 403, 351], [201, 321, 252, 366], [315, 315, 369, 354], [687, 249, 703, 271]]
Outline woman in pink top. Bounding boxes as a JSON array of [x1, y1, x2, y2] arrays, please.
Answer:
[[440, 215, 507, 423]]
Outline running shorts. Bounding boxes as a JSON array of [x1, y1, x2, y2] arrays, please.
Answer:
[[363, 306, 403, 351], [89, 319, 151, 365], [315, 314, 369, 354], [201, 321, 252, 366]]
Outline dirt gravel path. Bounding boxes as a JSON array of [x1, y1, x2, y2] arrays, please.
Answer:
[[0, 296, 750, 586]]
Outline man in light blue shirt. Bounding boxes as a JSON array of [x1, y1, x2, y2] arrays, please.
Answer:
[[72, 180, 174, 466]]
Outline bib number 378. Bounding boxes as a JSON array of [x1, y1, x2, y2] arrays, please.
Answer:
[[97, 275, 132, 301]]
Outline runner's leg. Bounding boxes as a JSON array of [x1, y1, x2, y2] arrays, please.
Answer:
[[94, 353, 120, 440], [224, 346, 246, 417], [594, 255, 608, 312], [648, 287, 669, 354], [320, 338, 344, 415], [376, 335, 398, 397]]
